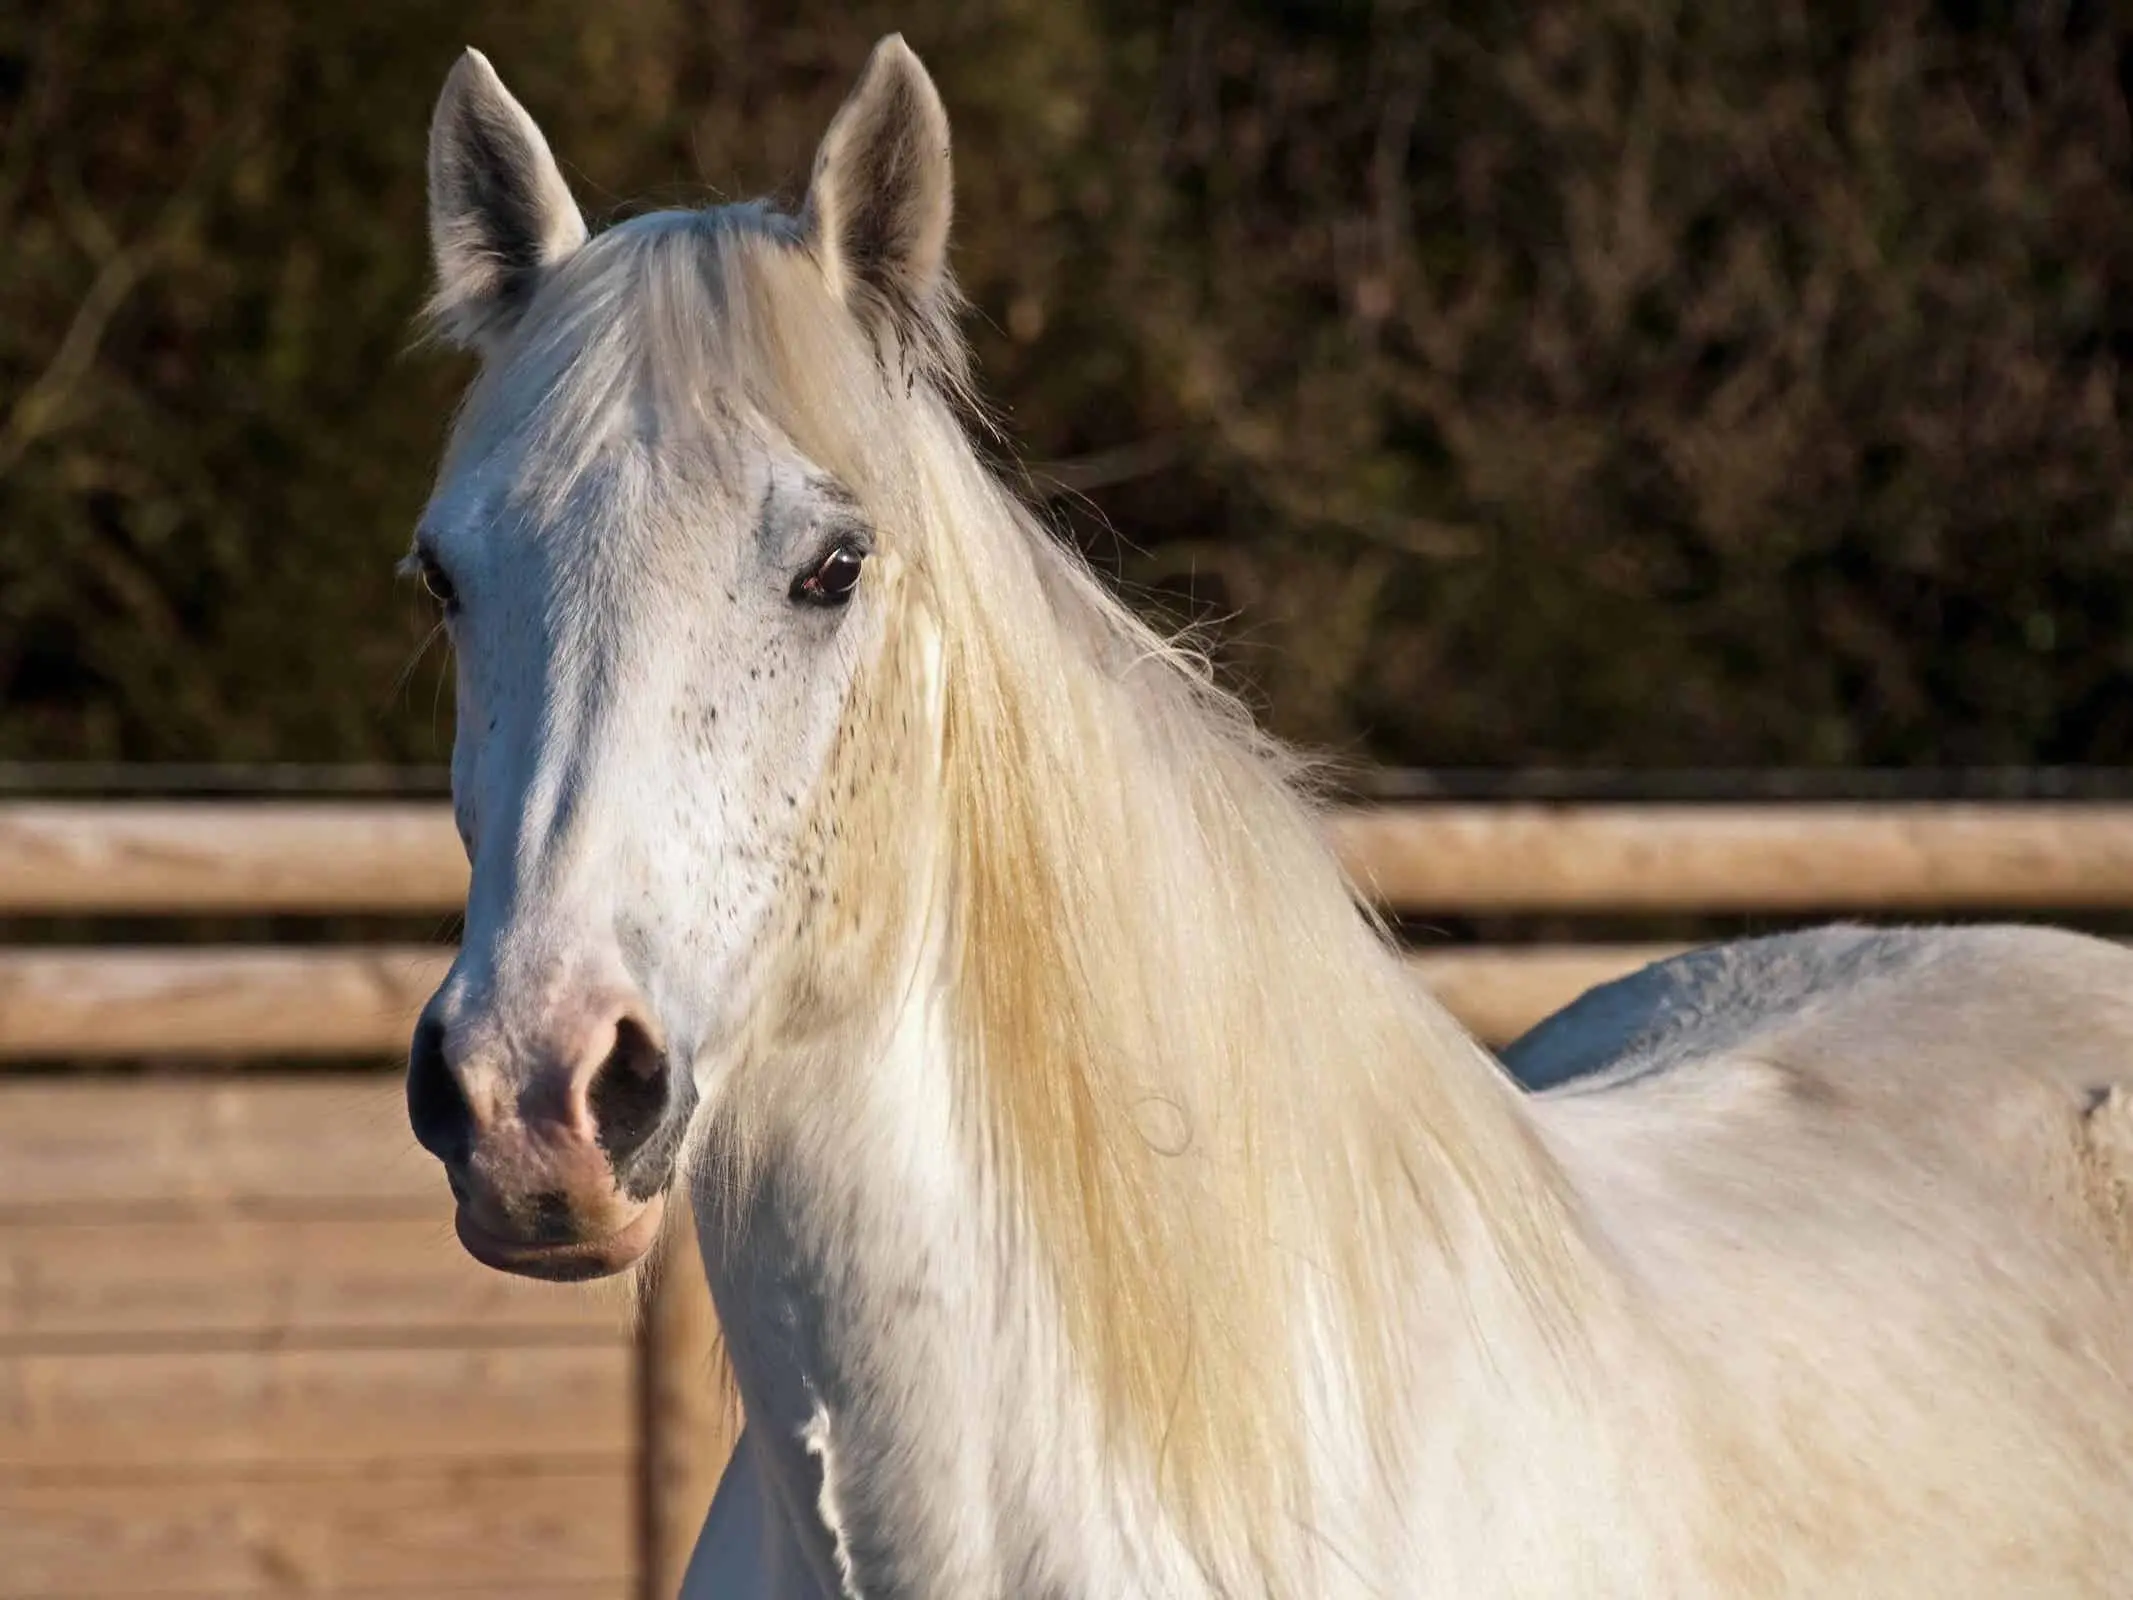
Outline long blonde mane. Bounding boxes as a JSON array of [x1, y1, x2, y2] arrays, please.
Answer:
[[460, 208, 1591, 1553]]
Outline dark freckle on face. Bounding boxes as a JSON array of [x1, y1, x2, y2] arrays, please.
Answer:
[[749, 668, 759, 682]]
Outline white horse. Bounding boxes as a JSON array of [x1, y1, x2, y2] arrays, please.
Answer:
[[404, 37, 2133, 1597]]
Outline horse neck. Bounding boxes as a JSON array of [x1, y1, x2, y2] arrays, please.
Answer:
[[689, 666, 1612, 1593], [694, 943, 1175, 1592], [690, 930, 1620, 1593]]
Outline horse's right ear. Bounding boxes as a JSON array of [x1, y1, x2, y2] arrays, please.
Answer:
[[426, 49, 586, 351], [802, 36, 956, 364]]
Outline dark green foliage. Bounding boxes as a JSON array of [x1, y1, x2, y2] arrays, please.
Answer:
[[2, 0, 2127, 767]]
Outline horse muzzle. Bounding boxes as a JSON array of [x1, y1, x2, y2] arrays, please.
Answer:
[[451, 1171, 667, 1281], [408, 984, 679, 1280]]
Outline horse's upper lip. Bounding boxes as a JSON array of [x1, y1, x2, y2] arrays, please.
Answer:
[[453, 1190, 665, 1281]]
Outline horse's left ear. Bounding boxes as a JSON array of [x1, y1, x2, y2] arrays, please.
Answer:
[[426, 49, 587, 351], [802, 35, 955, 354]]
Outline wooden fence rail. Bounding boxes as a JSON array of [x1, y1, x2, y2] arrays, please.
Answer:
[[1325, 802, 2133, 911], [0, 947, 450, 1058], [12, 800, 2133, 915], [0, 802, 465, 914], [0, 945, 1685, 1057]]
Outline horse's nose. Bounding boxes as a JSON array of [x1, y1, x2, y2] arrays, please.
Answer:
[[579, 1010, 672, 1169], [406, 985, 674, 1279], [407, 1009, 473, 1168], [409, 990, 673, 1170]]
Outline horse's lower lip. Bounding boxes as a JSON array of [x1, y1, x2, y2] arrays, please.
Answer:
[[453, 1191, 666, 1281]]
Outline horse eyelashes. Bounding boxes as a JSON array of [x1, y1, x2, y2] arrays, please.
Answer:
[[421, 559, 460, 613]]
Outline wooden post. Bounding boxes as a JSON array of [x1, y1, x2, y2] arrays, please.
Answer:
[[639, 1204, 739, 1600]]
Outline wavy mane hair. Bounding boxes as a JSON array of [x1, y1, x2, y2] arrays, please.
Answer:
[[438, 167, 1590, 1567]]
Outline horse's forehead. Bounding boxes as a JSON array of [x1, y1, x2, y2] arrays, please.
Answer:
[[429, 418, 830, 609], [438, 383, 762, 523], [428, 211, 827, 563]]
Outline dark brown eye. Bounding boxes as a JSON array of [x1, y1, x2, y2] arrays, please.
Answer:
[[417, 553, 459, 614], [791, 542, 865, 607]]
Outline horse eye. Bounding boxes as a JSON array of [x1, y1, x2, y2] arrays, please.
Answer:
[[791, 542, 866, 607], [417, 553, 459, 613]]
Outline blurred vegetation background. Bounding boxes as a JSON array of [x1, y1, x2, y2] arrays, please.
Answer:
[[1, 0, 2128, 771]]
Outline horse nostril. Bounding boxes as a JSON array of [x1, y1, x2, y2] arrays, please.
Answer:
[[407, 1014, 473, 1167], [586, 1014, 671, 1171]]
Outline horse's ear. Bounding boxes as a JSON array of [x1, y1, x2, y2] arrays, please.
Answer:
[[426, 49, 586, 351], [801, 35, 955, 355]]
